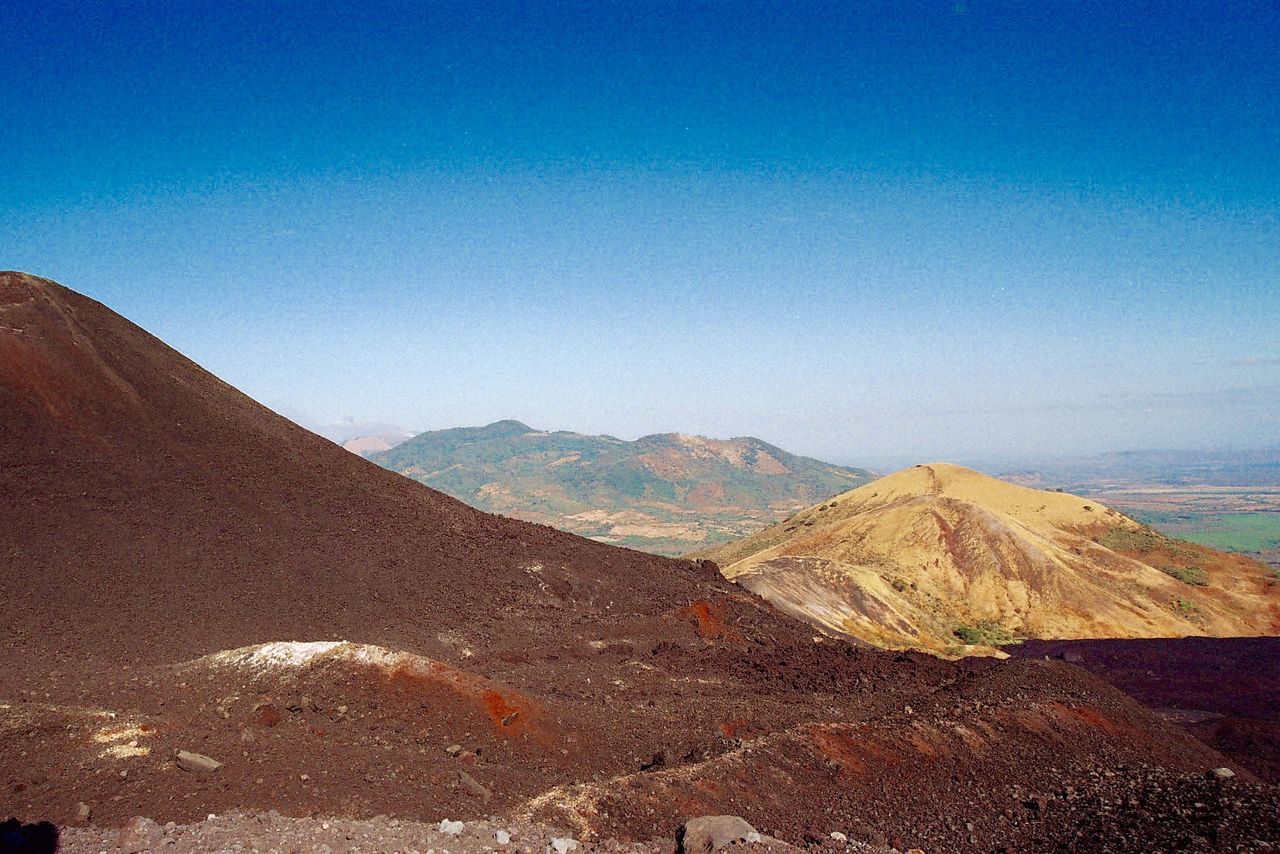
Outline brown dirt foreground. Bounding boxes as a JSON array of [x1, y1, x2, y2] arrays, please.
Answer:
[[56, 812, 819, 854], [1, 273, 1279, 853]]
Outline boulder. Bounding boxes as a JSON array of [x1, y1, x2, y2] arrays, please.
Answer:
[[550, 837, 579, 854], [117, 816, 163, 853], [175, 749, 222, 773], [456, 769, 491, 801], [1208, 766, 1236, 780], [679, 815, 760, 854]]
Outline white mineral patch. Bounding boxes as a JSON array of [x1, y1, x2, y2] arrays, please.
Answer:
[[200, 640, 422, 673], [92, 723, 152, 759], [238, 640, 345, 667]]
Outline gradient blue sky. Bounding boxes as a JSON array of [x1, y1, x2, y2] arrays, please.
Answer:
[[3, 1, 1278, 468]]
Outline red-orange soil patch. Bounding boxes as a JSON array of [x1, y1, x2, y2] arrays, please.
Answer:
[[680, 599, 744, 643]]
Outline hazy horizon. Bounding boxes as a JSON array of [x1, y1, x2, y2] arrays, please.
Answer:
[[5, 2, 1277, 464], [308, 414, 1280, 477]]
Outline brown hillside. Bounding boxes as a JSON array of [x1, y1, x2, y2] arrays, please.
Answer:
[[696, 463, 1280, 654], [0, 272, 757, 676], [2, 273, 1276, 850]]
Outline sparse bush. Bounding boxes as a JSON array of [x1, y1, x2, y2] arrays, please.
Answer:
[[1159, 565, 1208, 586], [1173, 597, 1200, 614], [1162, 568, 1208, 588], [952, 623, 1017, 646], [1097, 525, 1193, 557], [1097, 526, 1164, 553]]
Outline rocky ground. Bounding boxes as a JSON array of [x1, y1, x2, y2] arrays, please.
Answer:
[[13, 767, 1280, 854], [26, 811, 883, 854]]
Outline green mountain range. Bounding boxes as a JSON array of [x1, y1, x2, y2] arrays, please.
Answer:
[[371, 420, 873, 555]]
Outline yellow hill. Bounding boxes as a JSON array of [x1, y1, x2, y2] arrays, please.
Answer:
[[694, 463, 1280, 655]]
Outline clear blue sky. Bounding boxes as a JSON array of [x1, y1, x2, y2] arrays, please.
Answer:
[[3, 1, 1277, 467]]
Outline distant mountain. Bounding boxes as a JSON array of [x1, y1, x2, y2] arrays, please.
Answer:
[[695, 463, 1280, 654], [340, 432, 412, 457], [311, 419, 413, 457], [371, 420, 873, 554]]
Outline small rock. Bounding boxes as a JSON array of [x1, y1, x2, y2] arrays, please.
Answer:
[[117, 816, 163, 853], [438, 819, 465, 835], [174, 749, 222, 773], [495, 830, 512, 845], [679, 816, 758, 854], [76, 802, 92, 823], [550, 837, 578, 854], [445, 744, 463, 756], [300, 773, 310, 781], [1209, 767, 1236, 780], [829, 831, 847, 843], [456, 769, 491, 801]]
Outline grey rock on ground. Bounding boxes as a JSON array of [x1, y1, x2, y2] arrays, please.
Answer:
[[679, 815, 760, 854], [552, 836, 580, 854], [174, 749, 222, 773], [457, 768, 492, 801], [116, 816, 163, 853]]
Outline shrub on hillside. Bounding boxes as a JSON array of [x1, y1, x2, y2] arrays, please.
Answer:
[[1159, 565, 1208, 586], [953, 623, 1017, 647]]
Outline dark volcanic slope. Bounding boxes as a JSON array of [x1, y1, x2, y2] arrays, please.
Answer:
[[2, 272, 1277, 852], [0, 272, 760, 677]]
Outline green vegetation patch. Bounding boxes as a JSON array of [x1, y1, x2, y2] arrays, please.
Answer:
[[1096, 525, 1179, 554], [953, 622, 1017, 647], [1173, 597, 1201, 615], [1157, 565, 1208, 586], [1129, 511, 1280, 554]]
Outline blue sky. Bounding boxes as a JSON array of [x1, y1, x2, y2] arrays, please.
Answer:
[[3, 1, 1278, 467]]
